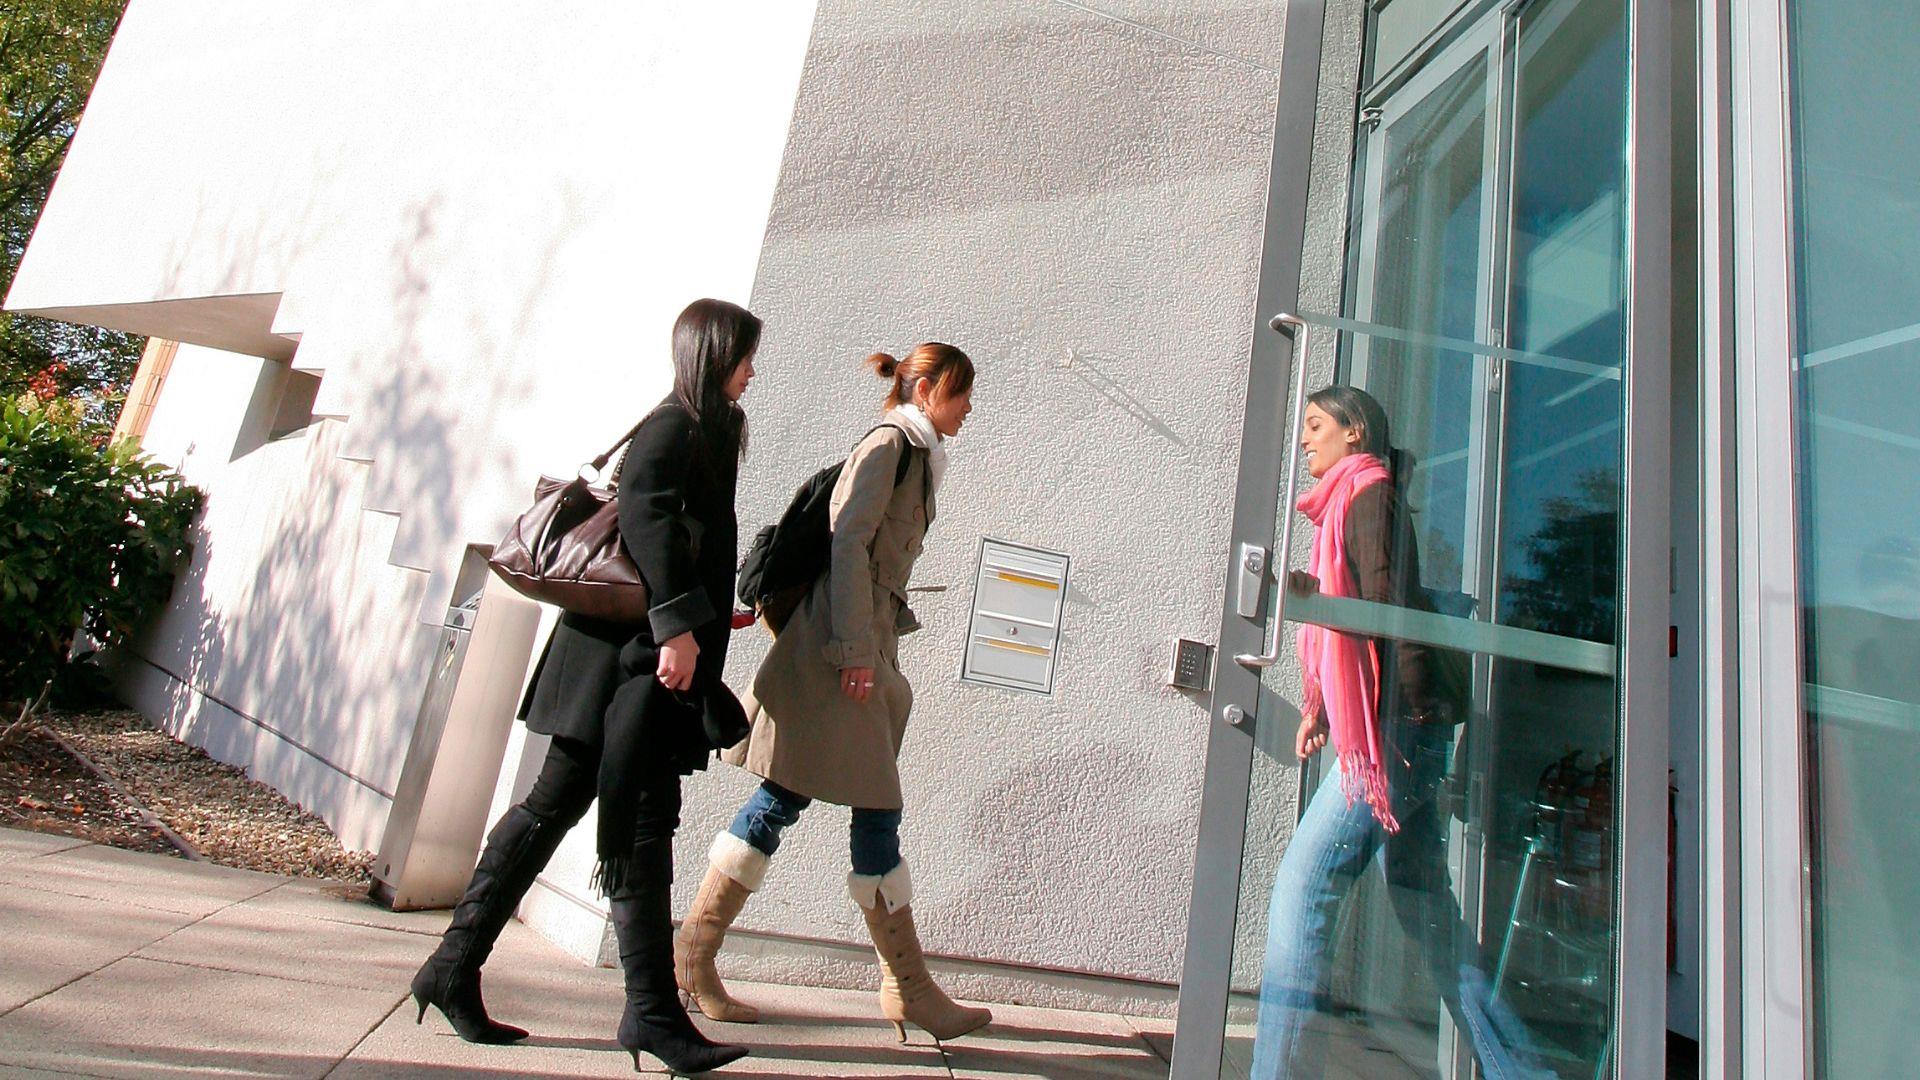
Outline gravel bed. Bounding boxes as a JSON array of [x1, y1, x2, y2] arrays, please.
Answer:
[[38, 709, 375, 883], [1, 726, 178, 855]]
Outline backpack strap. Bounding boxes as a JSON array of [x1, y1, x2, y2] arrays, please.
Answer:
[[858, 423, 919, 489]]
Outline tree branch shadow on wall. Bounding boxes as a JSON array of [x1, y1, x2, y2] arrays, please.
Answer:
[[121, 188, 586, 841]]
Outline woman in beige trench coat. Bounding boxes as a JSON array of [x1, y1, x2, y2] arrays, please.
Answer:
[[672, 343, 993, 1043]]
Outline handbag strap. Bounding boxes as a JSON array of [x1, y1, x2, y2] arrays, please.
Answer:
[[591, 417, 647, 472], [594, 404, 673, 481]]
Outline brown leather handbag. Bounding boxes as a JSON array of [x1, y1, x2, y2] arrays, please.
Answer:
[[488, 418, 650, 622]]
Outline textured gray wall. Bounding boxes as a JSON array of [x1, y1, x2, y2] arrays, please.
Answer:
[[671, 0, 1309, 1006]]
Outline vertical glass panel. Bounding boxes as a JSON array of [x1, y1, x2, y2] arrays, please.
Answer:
[[1221, 29, 1502, 1076], [1222, 324, 1626, 1080], [1359, 52, 1490, 601], [1500, 0, 1628, 641], [1486, 1, 1627, 1071], [1219, 2, 1629, 1078], [1787, 2, 1920, 1075]]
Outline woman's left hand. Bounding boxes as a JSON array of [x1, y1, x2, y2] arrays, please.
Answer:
[[1287, 569, 1320, 595], [657, 631, 699, 691], [840, 666, 876, 703]]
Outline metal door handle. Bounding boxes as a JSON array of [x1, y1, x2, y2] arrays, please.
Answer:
[[1235, 313, 1311, 669], [1234, 641, 1287, 669]]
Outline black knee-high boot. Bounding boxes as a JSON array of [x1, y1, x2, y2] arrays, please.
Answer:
[[610, 848, 749, 1074], [411, 804, 568, 1043]]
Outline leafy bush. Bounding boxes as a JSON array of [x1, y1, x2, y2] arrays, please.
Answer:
[[0, 394, 201, 722]]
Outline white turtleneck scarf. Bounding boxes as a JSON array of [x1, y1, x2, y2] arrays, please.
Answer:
[[884, 402, 947, 494]]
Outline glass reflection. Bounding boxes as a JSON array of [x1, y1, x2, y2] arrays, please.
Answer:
[[1246, 387, 1492, 1079], [1480, 1, 1626, 1069], [1357, 53, 1488, 601], [1788, 1, 1920, 1074]]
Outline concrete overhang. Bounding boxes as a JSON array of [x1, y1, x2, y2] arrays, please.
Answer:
[[7, 292, 296, 362]]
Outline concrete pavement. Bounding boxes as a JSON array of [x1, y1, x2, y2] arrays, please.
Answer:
[[0, 827, 1173, 1078]]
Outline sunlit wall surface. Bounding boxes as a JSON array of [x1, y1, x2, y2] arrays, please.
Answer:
[[1787, 0, 1920, 1074]]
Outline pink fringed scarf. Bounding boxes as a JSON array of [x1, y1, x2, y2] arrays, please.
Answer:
[[1295, 452, 1399, 833]]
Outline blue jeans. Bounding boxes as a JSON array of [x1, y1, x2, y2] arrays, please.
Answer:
[[726, 780, 903, 877], [1251, 721, 1475, 1079]]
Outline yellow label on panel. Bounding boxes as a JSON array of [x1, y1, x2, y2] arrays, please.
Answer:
[[994, 570, 1061, 590], [979, 637, 1051, 656]]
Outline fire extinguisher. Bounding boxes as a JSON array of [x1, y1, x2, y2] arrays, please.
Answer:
[[1571, 757, 1613, 919], [1533, 750, 1583, 855]]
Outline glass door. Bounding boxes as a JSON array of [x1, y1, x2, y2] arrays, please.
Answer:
[[1173, 0, 1667, 1077]]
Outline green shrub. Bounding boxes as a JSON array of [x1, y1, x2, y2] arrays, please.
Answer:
[[0, 394, 202, 714]]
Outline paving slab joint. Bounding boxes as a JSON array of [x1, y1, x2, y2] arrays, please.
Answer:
[[317, 993, 411, 1078]]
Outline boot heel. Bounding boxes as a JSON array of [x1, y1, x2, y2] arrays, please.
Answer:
[[860, 891, 993, 1044], [408, 962, 529, 1043], [629, 1049, 644, 1072], [891, 1020, 907, 1043]]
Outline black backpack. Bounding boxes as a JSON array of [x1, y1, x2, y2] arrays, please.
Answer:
[[737, 425, 916, 632]]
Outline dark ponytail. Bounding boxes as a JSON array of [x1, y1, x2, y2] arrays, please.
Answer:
[[1386, 447, 1419, 502]]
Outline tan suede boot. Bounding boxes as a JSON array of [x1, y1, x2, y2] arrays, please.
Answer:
[[852, 862, 991, 1042], [673, 833, 767, 1024]]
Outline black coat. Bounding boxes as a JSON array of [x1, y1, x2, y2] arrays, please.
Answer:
[[519, 397, 739, 770]]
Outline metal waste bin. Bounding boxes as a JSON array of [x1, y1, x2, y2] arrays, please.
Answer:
[[371, 567, 540, 911]]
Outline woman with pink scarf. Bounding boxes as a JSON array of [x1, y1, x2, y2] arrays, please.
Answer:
[[1249, 385, 1497, 1078]]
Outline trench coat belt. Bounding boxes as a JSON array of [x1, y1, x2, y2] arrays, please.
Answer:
[[871, 568, 919, 636], [873, 562, 911, 593]]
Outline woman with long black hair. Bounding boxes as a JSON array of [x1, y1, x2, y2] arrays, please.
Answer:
[[410, 297, 759, 1074]]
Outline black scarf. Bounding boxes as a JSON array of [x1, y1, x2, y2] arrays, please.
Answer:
[[587, 670, 746, 897]]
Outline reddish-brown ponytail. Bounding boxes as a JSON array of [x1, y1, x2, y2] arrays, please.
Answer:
[[869, 342, 973, 410]]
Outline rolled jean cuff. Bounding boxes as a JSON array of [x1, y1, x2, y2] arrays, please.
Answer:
[[727, 781, 811, 857]]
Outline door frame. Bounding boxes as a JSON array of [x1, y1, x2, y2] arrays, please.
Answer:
[[1167, 0, 1330, 1074], [1614, 0, 1675, 1075], [1169, 0, 1673, 1075], [1701, 0, 1812, 1075]]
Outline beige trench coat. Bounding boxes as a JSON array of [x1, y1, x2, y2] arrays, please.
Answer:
[[725, 426, 933, 808]]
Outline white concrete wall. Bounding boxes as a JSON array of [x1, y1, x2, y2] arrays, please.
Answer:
[[11, 1, 818, 864], [110, 342, 433, 851]]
